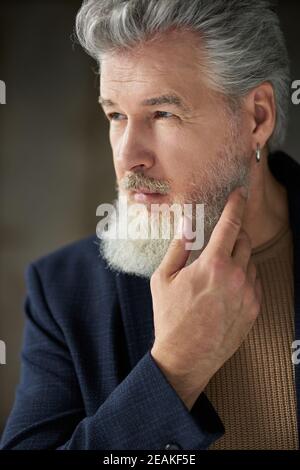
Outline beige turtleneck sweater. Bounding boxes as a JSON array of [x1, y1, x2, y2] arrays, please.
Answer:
[[205, 224, 298, 449]]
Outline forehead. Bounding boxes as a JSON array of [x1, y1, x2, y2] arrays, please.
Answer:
[[99, 29, 209, 103]]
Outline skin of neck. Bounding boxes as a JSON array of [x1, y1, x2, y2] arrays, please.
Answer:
[[243, 146, 289, 250]]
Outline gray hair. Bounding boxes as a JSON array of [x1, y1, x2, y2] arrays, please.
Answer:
[[76, 0, 290, 151]]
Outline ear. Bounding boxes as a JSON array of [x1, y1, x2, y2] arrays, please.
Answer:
[[243, 82, 276, 152]]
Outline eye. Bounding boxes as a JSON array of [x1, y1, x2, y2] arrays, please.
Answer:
[[154, 111, 174, 119], [107, 112, 127, 121]]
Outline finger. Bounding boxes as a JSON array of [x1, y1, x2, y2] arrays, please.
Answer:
[[228, 280, 261, 344], [158, 216, 192, 277], [208, 187, 248, 257], [232, 230, 252, 271]]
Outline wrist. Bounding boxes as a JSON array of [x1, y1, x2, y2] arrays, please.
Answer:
[[150, 347, 201, 411]]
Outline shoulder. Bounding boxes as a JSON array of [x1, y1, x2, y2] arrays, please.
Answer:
[[26, 235, 117, 308], [269, 151, 300, 189], [31, 234, 104, 275]]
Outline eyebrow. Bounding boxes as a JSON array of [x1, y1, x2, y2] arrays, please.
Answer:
[[98, 93, 190, 113]]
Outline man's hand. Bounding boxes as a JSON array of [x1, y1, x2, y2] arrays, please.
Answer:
[[150, 187, 262, 410]]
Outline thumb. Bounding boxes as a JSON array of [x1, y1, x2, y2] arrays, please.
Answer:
[[159, 216, 194, 277]]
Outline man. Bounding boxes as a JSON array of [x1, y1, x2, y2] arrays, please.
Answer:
[[1, 0, 299, 450]]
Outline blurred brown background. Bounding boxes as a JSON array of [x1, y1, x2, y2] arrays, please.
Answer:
[[0, 0, 300, 435]]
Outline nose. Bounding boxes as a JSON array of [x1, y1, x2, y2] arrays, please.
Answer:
[[114, 119, 155, 173]]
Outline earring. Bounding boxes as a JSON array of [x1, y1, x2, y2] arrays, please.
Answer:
[[256, 144, 261, 163]]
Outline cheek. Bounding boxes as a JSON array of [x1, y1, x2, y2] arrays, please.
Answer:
[[158, 149, 197, 194], [161, 130, 210, 176], [109, 128, 119, 152], [109, 132, 124, 178]]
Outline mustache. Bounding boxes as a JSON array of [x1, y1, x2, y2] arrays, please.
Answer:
[[119, 172, 171, 194]]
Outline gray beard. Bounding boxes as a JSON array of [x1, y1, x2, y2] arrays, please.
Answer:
[[98, 154, 250, 279]]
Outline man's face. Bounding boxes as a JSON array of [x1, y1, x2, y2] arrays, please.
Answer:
[[99, 29, 253, 277]]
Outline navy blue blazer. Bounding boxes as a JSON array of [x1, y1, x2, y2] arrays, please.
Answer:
[[1, 151, 300, 450]]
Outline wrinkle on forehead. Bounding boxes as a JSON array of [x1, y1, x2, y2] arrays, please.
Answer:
[[99, 28, 224, 116]]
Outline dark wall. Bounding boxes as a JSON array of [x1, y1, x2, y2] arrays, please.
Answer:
[[0, 0, 115, 432], [0, 0, 300, 434]]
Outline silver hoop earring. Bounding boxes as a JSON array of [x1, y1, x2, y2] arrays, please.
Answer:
[[256, 144, 261, 163]]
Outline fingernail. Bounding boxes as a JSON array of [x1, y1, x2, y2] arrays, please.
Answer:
[[239, 186, 248, 199], [182, 216, 195, 241]]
